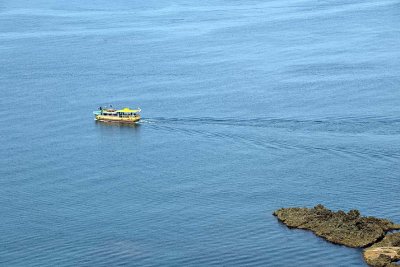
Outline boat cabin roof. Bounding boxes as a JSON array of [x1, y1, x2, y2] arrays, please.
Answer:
[[116, 108, 140, 113], [100, 107, 140, 114]]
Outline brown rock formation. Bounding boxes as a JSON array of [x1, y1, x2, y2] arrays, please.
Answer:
[[363, 232, 400, 266], [273, 205, 400, 248]]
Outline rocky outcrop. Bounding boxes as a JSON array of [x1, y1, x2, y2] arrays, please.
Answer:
[[363, 232, 400, 267], [273, 204, 400, 248]]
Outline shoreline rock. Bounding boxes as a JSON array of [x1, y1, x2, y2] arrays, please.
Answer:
[[273, 205, 400, 266], [363, 232, 400, 267]]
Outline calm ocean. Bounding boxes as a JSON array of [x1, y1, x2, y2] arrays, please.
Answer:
[[1, 0, 399, 266]]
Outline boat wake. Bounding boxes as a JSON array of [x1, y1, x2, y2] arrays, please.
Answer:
[[137, 116, 400, 162], [140, 115, 400, 135]]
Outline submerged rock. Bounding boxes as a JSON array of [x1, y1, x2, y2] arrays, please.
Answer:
[[363, 232, 400, 267], [273, 205, 400, 248]]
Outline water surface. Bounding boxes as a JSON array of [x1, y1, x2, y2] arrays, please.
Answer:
[[1, 0, 399, 266]]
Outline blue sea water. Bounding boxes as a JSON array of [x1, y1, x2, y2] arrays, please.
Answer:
[[0, 0, 399, 266]]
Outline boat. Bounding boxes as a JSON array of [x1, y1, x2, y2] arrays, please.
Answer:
[[93, 106, 141, 123]]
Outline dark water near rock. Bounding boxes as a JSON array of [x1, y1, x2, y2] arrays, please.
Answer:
[[1, 0, 399, 266]]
